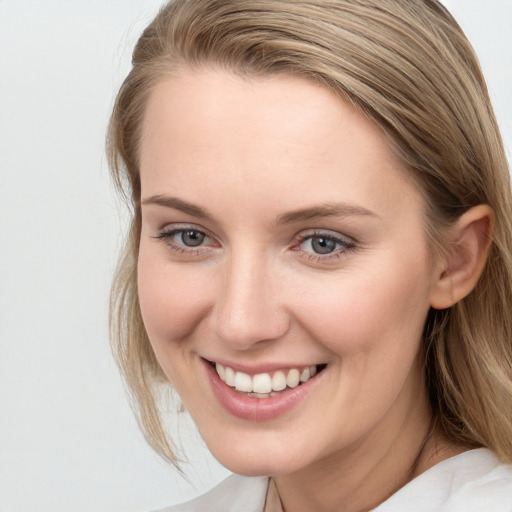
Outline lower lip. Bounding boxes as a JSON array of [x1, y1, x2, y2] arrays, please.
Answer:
[[204, 360, 322, 421]]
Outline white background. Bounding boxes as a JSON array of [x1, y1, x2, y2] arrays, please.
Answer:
[[0, 1, 510, 511]]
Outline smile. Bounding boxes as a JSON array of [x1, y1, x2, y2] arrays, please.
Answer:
[[214, 363, 321, 397], [204, 359, 327, 420]]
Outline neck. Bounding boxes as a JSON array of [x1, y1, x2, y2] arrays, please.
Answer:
[[273, 382, 464, 512]]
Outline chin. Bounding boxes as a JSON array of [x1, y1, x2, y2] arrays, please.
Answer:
[[204, 431, 313, 477]]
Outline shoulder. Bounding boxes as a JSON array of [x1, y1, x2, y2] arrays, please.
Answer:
[[374, 448, 512, 512], [442, 449, 512, 512], [153, 474, 269, 512]]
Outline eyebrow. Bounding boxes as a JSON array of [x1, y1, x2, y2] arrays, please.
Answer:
[[276, 202, 378, 224], [141, 195, 377, 224], [141, 195, 213, 219]]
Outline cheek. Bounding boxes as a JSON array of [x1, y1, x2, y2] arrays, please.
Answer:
[[137, 248, 210, 347], [292, 258, 433, 357]]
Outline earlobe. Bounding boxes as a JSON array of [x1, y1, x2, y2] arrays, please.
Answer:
[[430, 204, 494, 310]]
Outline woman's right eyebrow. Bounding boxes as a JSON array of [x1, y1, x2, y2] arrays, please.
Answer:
[[276, 202, 378, 224], [141, 195, 212, 220]]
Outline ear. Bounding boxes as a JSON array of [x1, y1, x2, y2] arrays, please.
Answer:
[[430, 204, 494, 310]]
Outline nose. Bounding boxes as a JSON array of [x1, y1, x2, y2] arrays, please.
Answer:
[[211, 250, 290, 350]]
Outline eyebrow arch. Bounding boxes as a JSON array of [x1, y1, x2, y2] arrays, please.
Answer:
[[276, 202, 378, 224], [141, 195, 212, 220]]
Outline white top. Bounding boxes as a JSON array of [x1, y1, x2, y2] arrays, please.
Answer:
[[155, 448, 512, 512]]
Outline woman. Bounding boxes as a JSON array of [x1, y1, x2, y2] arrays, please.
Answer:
[[107, 1, 512, 510]]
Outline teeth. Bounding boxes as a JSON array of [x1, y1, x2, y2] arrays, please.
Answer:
[[234, 371, 253, 392], [253, 373, 272, 394], [215, 363, 225, 381], [214, 363, 320, 394], [300, 367, 311, 382], [286, 368, 300, 388], [248, 392, 275, 399], [225, 366, 235, 387], [271, 371, 287, 391]]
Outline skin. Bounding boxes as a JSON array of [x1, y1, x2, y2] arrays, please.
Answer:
[[136, 67, 477, 511]]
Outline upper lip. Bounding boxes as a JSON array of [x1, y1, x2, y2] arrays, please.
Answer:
[[203, 357, 325, 375]]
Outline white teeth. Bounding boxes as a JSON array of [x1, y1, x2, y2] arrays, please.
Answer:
[[272, 371, 287, 391], [215, 363, 225, 381], [253, 373, 272, 394], [286, 368, 300, 388], [214, 363, 321, 394], [300, 367, 311, 383], [234, 371, 253, 392], [224, 366, 235, 387]]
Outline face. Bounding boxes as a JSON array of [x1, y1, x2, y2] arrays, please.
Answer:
[[137, 68, 441, 477]]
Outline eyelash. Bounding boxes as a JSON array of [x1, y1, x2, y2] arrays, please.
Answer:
[[154, 226, 356, 262]]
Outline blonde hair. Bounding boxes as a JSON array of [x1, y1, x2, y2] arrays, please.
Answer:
[[108, 0, 512, 464]]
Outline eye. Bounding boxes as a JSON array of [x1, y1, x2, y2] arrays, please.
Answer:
[[295, 231, 355, 260], [154, 225, 216, 256], [178, 229, 206, 247], [304, 235, 339, 254]]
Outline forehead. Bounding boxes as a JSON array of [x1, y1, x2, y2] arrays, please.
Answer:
[[139, 67, 423, 222], [140, 67, 390, 162]]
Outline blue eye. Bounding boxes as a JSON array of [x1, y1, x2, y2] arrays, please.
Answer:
[[297, 232, 355, 258], [154, 226, 212, 254], [179, 229, 206, 247], [306, 236, 338, 254]]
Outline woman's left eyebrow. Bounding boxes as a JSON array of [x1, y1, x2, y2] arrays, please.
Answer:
[[276, 202, 378, 224]]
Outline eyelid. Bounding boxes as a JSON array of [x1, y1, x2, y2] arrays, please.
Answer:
[[294, 228, 356, 244]]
